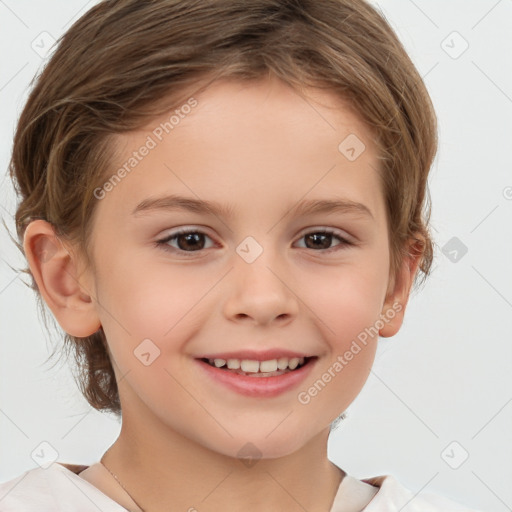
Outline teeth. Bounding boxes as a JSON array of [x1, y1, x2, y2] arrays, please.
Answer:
[[259, 359, 278, 372], [227, 359, 240, 370], [241, 359, 259, 372], [209, 356, 306, 373], [288, 357, 300, 370], [277, 357, 289, 370]]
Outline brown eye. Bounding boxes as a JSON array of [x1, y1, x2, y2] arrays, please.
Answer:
[[296, 229, 352, 252], [157, 229, 215, 254], [174, 232, 206, 251], [304, 232, 334, 250]]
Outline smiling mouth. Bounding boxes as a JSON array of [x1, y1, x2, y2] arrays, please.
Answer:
[[198, 356, 317, 377]]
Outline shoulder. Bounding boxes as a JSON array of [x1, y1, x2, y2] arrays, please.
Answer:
[[0, 462, 127, 512], [0, 465, 57, 510], [362, 475, 481, 511]]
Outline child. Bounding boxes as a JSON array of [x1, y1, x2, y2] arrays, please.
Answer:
[[1, 0, 480, 510]]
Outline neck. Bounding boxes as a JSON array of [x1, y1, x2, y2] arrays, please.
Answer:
[[102, 414, 344, 512]]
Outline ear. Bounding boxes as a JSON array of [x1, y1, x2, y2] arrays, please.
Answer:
[[23, 219, 101, 337], [379, 239, 423, 338]]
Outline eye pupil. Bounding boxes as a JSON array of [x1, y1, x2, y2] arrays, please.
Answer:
[[161, 229, 346, 255], [178, 232, 204, 251], [306, 233, 332, 250]]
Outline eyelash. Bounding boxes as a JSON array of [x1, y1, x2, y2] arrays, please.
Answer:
[[155, 227, 353, 256]]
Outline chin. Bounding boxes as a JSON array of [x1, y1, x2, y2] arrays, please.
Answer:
[[210, 432, 309, 463]]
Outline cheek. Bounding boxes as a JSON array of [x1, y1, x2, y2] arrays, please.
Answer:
[[297, 254, 388, 407], [96, 248, 216, 337], [306, 255, 389, 344], [321, 278, 380, 388]]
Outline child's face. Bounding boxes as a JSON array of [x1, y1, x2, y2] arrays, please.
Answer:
[[77, 76, 411, 458]]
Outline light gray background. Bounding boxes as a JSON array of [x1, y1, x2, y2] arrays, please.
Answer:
[[1, 1, 511, 511]]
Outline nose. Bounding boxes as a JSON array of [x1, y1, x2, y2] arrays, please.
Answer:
[[222, 246, 299, 327]]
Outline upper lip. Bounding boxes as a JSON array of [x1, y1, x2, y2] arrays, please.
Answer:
[[195, 349, 316, 361]]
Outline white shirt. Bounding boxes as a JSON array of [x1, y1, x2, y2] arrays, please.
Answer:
[[0, 461, 479, 511]]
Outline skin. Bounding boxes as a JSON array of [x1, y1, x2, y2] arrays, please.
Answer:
[[24, 75, 421, 512]]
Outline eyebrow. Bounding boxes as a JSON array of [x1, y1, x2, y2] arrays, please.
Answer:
[[131, 194, 374, 220]]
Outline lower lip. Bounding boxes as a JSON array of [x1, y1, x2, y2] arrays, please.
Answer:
[[195, 358, 317, 398]]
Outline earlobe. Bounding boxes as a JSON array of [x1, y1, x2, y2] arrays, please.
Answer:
[[379, 242, 422, 338], [23, 219, 101, 337]]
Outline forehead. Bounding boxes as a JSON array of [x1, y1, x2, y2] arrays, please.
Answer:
[[96, 77, 385, 227], [155, 76, 375, 154]]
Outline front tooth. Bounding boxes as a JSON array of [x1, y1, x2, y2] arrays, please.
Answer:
[[227, 359, 241, 370], [241, 359, 260, 373], [288, 357, 300, 370], [213, 358, 226, 367], [259, 359, 278, 372], [277, 357, 289, 370]]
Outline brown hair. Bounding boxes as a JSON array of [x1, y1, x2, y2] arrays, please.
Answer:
[[8, 0, 437, 416]]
